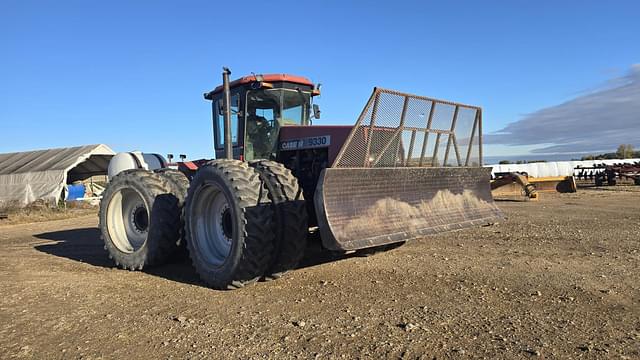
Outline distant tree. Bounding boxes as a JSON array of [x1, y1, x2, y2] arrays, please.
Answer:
[[498, 160, 511, 164], [627, 144, 634, 156], [582, 145, 639, 161], [616, 144, 634, 158]]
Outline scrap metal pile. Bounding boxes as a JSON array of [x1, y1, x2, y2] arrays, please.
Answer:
[[574, 162, 640, 186]]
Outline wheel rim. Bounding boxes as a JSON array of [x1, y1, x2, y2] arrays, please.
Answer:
[[191, 183, 233, 267], [106, 188, 148, 253]]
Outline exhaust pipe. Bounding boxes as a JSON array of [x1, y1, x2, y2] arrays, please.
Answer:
[[222, 67, 233, 159]]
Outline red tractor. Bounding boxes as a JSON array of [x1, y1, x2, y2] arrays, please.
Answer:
[[99, 68, 502, 289]]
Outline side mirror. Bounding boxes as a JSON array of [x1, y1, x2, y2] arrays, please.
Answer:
[[312, 104, 321, 119]]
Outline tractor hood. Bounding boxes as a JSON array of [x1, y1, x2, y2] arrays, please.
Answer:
[[278, 125, 353, 166]]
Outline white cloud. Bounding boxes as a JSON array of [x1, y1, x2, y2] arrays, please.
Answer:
[[486, 64, 640, 154]]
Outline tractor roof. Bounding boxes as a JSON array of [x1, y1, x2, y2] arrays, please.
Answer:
[[205, 74, 313, 99]]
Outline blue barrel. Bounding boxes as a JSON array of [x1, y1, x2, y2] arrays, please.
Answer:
[[67, 184, 86, 200]]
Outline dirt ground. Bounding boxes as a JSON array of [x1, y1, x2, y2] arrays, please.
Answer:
[[1, 187, 639, 359]]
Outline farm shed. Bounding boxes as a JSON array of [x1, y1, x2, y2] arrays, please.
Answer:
[[0, 144, 114, 207]]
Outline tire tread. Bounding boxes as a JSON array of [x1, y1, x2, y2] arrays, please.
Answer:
[[251, 160, 308, 279]]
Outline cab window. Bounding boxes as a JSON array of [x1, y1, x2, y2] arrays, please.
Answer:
[[281, 90, 310, 125], [214, 93, 240, 149]]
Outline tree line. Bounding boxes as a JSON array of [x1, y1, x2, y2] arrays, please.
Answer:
[[580, 144, 638, 160], [497, 144, 638, 164]]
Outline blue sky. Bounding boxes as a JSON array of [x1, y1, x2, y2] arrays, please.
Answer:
[[1, 1, 639, 161]]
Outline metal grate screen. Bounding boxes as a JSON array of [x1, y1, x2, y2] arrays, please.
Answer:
[[333, 88, 483, 168]]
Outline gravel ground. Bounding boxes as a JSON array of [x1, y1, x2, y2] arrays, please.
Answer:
[[0, 187, 638, 359]]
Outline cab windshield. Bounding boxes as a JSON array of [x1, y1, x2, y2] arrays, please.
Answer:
[[245, 88, 311, 160]]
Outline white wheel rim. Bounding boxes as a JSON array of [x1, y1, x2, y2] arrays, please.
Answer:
[[106, 188, 148, 253], [192, 183, 233, 267]]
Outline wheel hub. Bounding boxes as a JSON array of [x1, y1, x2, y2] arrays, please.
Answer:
[[131, 205, 149, 233], [220, 206, 233, 241]]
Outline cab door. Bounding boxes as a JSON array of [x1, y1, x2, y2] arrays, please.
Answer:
[[212, 91, 244, 160]]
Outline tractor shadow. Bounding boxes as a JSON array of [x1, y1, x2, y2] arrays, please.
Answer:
[[493, 198, 530, 202], [33, 227, 202, 286], [33, 228, 356, 288], [296, 232, 352, 270]]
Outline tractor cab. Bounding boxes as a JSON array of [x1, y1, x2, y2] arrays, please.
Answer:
[[204, 74, 320, 161]]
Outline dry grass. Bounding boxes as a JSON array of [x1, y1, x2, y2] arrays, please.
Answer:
[[0, 200, 97, 226]]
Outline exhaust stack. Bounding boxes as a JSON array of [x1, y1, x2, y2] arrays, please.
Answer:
[[222, 67, 233, 159]]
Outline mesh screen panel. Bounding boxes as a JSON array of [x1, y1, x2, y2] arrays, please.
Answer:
[[333, 88, 483, 168]]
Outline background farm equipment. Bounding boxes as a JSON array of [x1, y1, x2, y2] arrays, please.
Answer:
[[491, 172, 576, 200], [574, 162, 640, 186]]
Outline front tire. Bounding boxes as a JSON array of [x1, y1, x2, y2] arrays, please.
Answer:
[[184, 160, 274, 289]]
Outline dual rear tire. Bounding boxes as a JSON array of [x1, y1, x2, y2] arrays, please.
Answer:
[[99, 169, 182, 270]]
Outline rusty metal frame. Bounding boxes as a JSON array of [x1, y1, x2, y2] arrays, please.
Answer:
[[333, 87, 483, 168]]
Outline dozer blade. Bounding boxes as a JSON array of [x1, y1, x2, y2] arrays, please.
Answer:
[[314, 167, 503, 251], [314, 87, 503, 250]]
